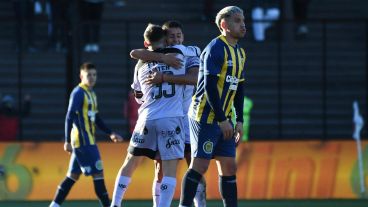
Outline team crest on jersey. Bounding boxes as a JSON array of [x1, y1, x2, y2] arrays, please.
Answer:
[[95, 160, 103, 170], [203, 141, 213, 154]]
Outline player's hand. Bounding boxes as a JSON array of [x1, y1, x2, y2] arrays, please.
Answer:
[[144, 70, 163, 85], [110, 132, 124, 143], [234, 122, 243, 146], [219, 119, 234, 140], [162, 53, 182, 69], [64, 142, 73, 154]]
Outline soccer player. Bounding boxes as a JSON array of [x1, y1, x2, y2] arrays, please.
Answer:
[[49, 62, 124, 207], [110, 24, 197, 207], [179, 6, 246, 207], [130, 20, 206, 207]]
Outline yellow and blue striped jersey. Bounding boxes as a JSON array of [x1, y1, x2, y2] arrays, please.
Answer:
[[189, 35, 246, 124], [65, 83, 111, 148]]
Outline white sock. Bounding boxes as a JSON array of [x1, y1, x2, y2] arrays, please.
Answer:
[[158, 176, 176, 207], [152, 181, 161, 207], [111, 175, 131, 207], [193, 183, 206, 207], [49, 201, 60, 207]]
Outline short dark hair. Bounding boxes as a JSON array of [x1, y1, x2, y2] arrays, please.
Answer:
[[144, 23, 166, 43], [80, 62, 96, 72], [162, 20, 183, 31]]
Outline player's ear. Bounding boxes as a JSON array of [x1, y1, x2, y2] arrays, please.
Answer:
[[220, 20, 227, 32], [144, 40, 150, 48]]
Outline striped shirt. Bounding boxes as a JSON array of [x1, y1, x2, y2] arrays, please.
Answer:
[[65, 83, 111, 148], [189, 35, 246, 124]]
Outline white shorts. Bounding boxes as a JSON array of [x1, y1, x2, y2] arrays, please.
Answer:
[[128, 117, 185, 160]]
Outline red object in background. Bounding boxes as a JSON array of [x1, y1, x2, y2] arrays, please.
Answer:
[[124, 92, 140, 134], [0, 114, 18, 141]]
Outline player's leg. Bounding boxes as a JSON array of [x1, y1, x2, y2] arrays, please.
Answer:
[[215, 156, 238, 207], [152, 159, 163, 207], [92, 172, 110, 207], [156, 117, 185, 207], [78, 145, 110, 207], [111, 118, 157, 207], [213, 131, 238, 207], [184, 149, 206, 207], [159, 159, 179, 207], [180, 118, 220, 207], [180, 157, 210, 207], [49, 153, 80, 207], [110, 153, 143, 207]]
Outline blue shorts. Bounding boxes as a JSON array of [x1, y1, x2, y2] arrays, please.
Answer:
[[189, 118, 236, 159], [67, 145, 103, 176]]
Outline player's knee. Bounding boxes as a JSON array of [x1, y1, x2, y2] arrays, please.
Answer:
[[68, 173, 81, 181], [154, 167, 163, 182], [191, 158, 210, 174], [92, 172, 104, 179], [223, 163, 237, 175]]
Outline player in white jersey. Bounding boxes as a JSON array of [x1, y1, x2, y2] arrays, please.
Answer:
[[110, 24, 197, 207], [130, 21, 206, 207]]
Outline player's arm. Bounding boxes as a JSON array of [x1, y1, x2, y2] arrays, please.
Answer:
[[165, 67, 198, 85], [64, 91, 83, 153], [233, 81, 245, 144], [145, 49, 200, 85], [144, 66, 198, 85], [206, 74, 234, 139], [130, 49, 182, 68], [133, 90, 144, 104], [205, 75, 227, 122], [131, 62, 144, 104], [204, 45, 233, 139], [95, 114, 112, 135], [95, 114, 123, 142], [173, 45, 201, 57]]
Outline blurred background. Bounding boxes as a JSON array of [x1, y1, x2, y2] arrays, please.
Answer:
[[0, 0, 367, 205]]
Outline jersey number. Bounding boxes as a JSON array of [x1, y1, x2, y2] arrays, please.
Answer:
[[153, 71, 175, 99]]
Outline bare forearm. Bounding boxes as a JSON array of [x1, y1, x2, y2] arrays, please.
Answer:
[[163, 73, 197, 85], [130, 49, 163, 62]]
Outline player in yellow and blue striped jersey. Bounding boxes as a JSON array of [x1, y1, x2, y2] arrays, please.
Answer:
[[180, 6, 246, 207], [49, 62, 123, 207]]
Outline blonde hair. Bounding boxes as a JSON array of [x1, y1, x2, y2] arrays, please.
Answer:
[[215, 6, 243, 32]]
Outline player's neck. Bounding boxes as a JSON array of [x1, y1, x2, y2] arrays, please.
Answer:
[[148, 42, 165, 51], [81, 83, 93, 90], [223, 34, 238, 47]]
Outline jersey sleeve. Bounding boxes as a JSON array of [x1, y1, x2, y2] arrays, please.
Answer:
[[95, 114, 112, 135], [131, 62, 141, 91], [185, 56, 200, 72], [65, 90, 83, 143], [203, 43, 224, 76], [172, 44, 200, 57], [239, 48, 246, 82]]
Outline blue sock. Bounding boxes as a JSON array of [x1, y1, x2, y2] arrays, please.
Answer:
[[179, 169, 202, 206], [93, 178, 110, 207], [219, 175, 237, 207], [53, 176, 76, 205]]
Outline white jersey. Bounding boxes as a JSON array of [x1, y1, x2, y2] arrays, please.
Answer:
[[131, 45, 198, 120], [183, 55, 200, 115]]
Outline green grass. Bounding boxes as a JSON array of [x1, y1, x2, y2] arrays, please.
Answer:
[[0, 199, 367, 207]]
